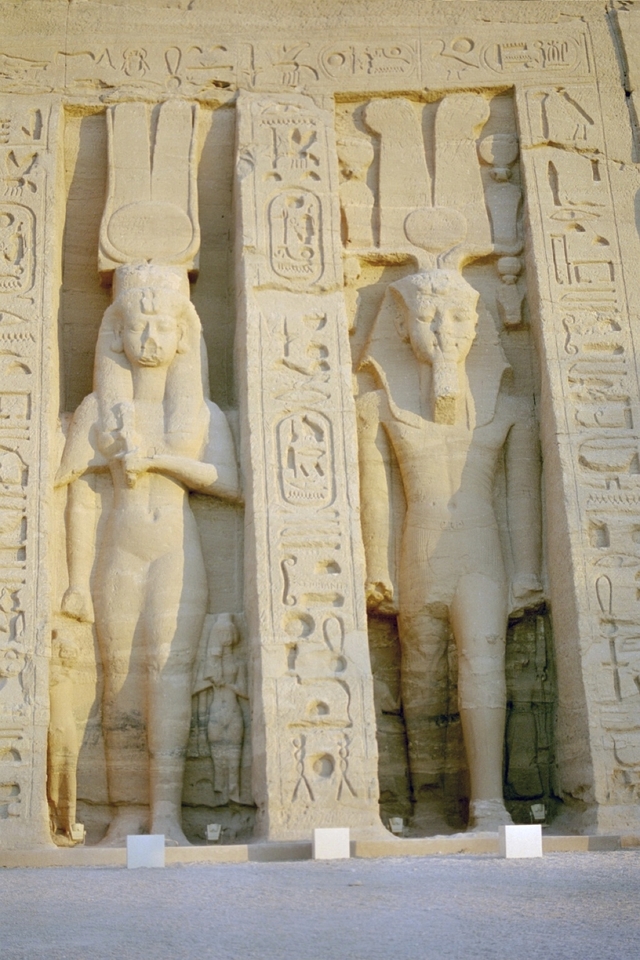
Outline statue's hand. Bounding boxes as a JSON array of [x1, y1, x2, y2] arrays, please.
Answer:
[[510, 574, 544, 617], [115, 450, 152, 488], [61, 586, 94, 624], [365, 578, 396, 615]]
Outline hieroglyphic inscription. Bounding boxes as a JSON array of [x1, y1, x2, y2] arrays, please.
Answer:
[[0, 98, 59, 845], [0, 44, 237, 99], [425, 23, 592, 84], [0, 22, 594, 104], [236, 92, 380, 838], [519, 80, 640, 807], [265, 298, 361, 805]]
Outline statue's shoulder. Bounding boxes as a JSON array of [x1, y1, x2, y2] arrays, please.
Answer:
[[66, 393, 101, 450], [57, 393, 105, 483], [71, 392, 99, 423], [356, 387, 385, 420]]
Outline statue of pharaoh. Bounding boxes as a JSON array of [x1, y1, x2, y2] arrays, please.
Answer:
[[358, 266, 543, 832]]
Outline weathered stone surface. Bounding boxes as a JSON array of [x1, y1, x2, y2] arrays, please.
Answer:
[[235, 92, 382, 840], [1, 0, 640, 851]]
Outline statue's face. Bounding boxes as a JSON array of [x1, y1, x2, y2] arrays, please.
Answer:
[[407, 284, 478, 367], [121, 306, 181, 368]]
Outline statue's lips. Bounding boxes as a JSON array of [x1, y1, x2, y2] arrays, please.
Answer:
[[136, 354, 161, 366]]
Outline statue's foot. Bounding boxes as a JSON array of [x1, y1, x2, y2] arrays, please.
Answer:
[[468, 799, 513, 833], [150, 816, 191, 847], [51, 832, 77, 848], [98, 808, 148, 847]]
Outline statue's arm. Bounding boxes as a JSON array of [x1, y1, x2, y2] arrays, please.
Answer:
[[57, 395, 105, 623], [60, 474, 99, 623], [504, 399, 544, 610], [130, 401, 242, 503], [228, 662, 249, 700], [55, 394, 105, 487], [356, 389, 395, 613]]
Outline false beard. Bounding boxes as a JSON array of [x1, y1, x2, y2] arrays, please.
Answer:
[[431, 357, 460, 425]]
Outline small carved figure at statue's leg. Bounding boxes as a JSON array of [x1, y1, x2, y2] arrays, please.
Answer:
[[48, 642, 81, 845], [452, 573, 513, 831], [146, 548, 207, 846], [48, 759, 78, 846], [399, 608, 452, 835], [208, 688, 244, 805], [95, 550, 149, 846]]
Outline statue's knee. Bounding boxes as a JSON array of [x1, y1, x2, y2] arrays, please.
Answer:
[[457, 643, 505, 704]]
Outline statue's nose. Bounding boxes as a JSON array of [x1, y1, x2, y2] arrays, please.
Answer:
[[141, 323, 155, 346], [142, 328, 157, 352], [432, 312, 447, 337]]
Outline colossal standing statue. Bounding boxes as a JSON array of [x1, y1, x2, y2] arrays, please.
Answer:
[[358, 265, 543, 832], [56, 264, 241, 846]]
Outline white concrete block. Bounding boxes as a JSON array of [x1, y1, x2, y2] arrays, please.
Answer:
[[312, 828, 350, 860], [499, 825, 543, 859], [126, 835, 166, 869]]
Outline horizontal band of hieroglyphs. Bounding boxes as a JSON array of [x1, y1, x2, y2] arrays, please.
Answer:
[[0, 29, 593, 99]]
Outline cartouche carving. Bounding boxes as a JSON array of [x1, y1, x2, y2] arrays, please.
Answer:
[[56, 263, 241, 846], [0, 206, 33, 293]]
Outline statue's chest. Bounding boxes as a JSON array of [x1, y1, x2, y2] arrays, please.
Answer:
[[388, 419, 507, 493], [130, 402, 167, 450], [391, 420, 471, 460]]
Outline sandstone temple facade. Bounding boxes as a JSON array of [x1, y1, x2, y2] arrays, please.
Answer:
[[2, 0, 640, 850]]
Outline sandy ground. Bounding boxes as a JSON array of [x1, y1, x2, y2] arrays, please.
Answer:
[[1, 851, 639, 960]]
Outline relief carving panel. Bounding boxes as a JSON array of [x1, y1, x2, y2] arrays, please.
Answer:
[[236, 91, 381, 841], [0, 97, 61, 848], [517, 75, 640, 825]]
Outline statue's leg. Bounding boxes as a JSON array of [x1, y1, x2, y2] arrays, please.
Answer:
[[451, 572, 512, 830], [227, 704, 244, 803], [95, 549, 149, 845], [209, 741, 229, 804], [398, 607, 451, 834], [145, 545, 207, 845], [46, 734, 60, 833]]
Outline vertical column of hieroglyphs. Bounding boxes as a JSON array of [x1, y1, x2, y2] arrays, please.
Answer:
[[517, 80, 640, 829], [235, 93, 381, 840], [0, 98, 63, 847]]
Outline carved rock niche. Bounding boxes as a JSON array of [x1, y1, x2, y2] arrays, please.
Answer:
[[340, 91, 555, 833], [52, 101, 249, 846]]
